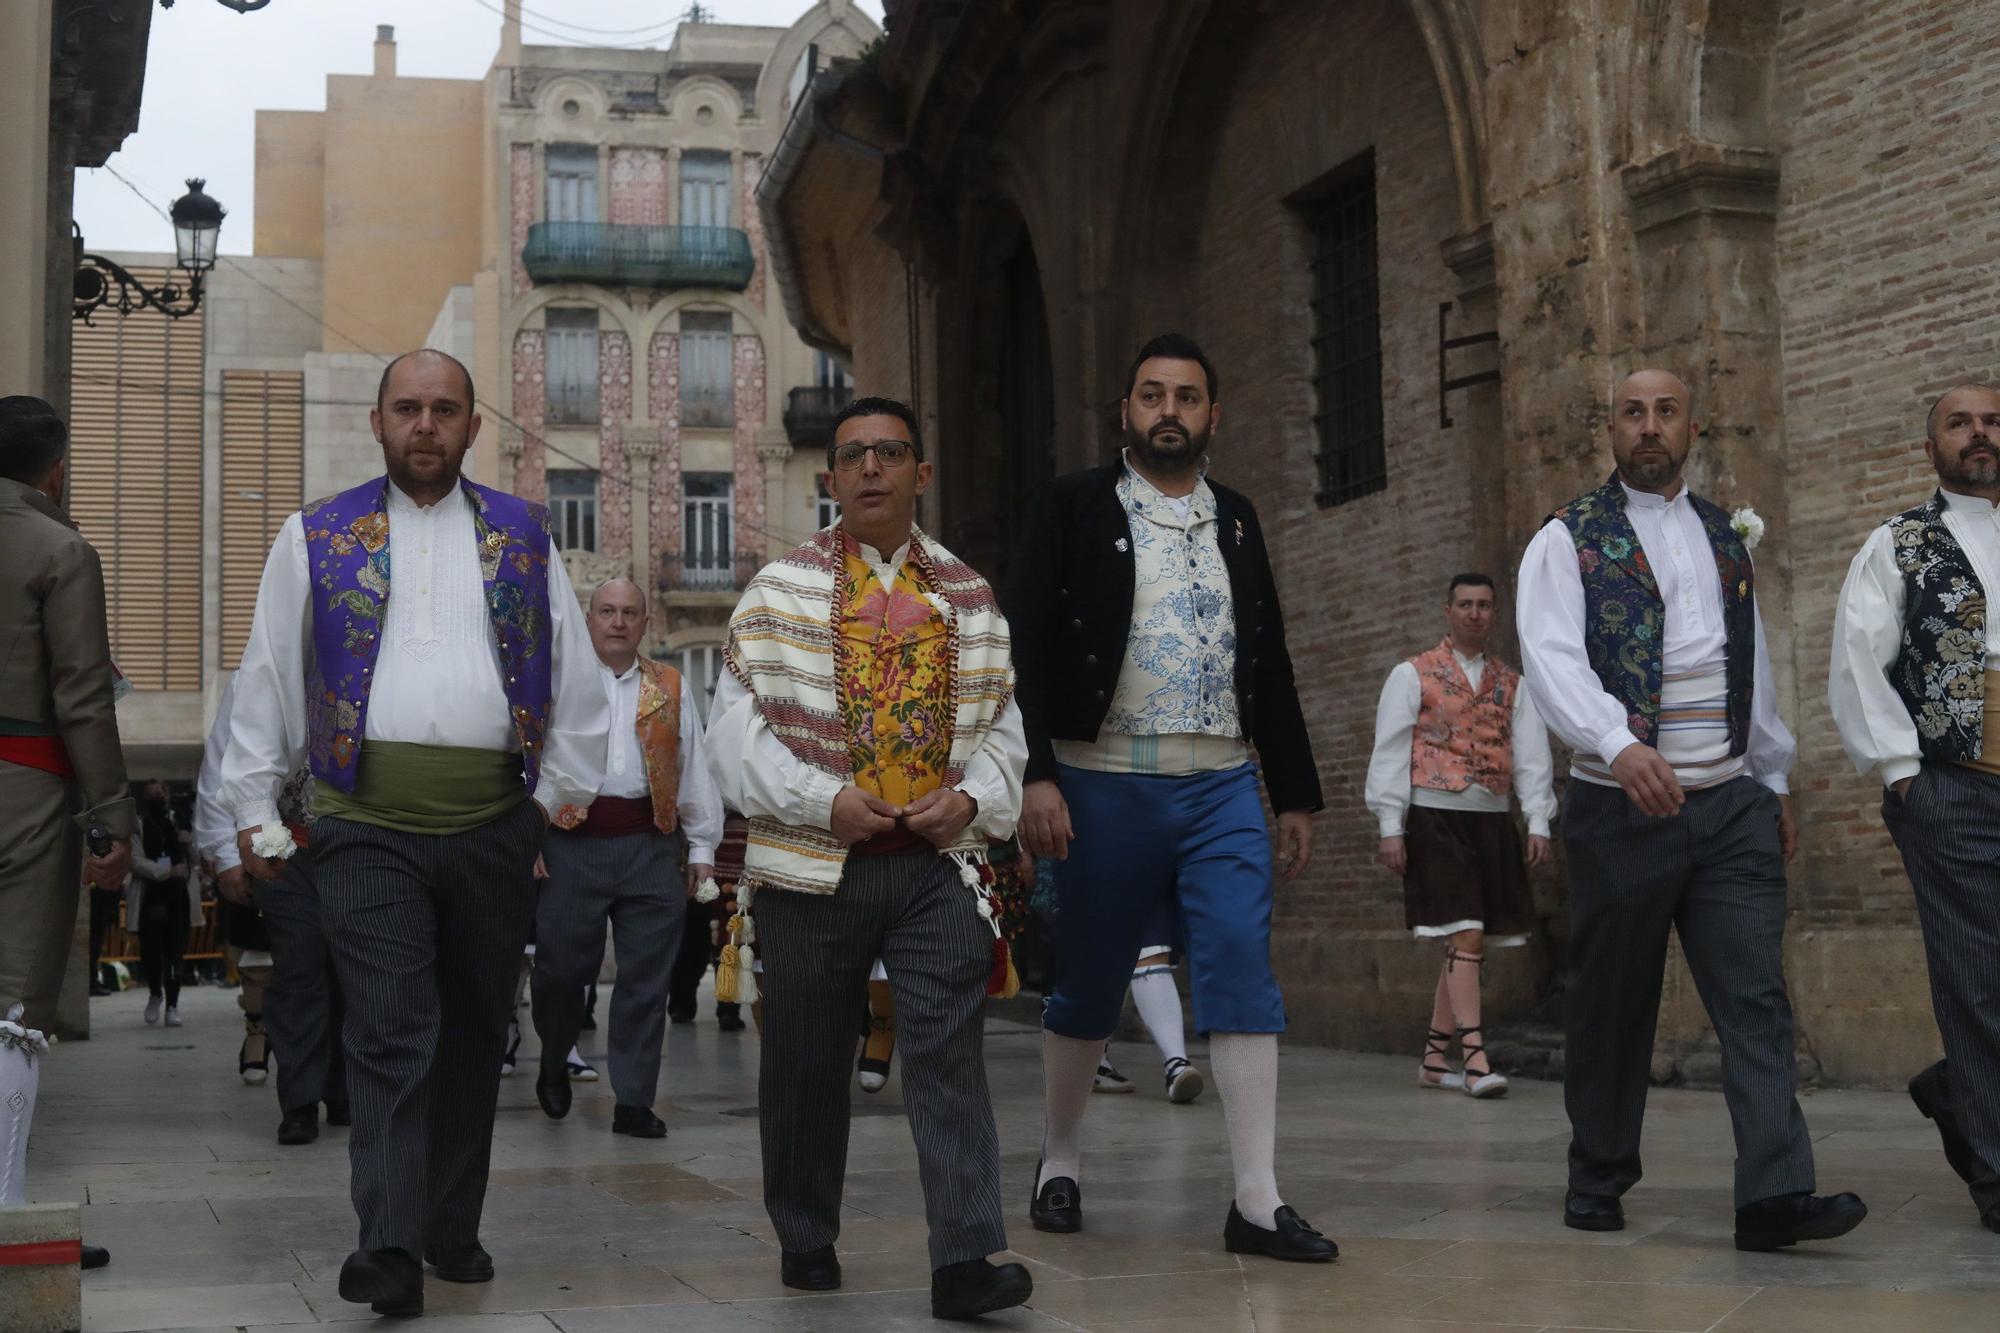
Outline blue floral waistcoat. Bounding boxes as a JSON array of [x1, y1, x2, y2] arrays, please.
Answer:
[[300, 476, 555, 793], [1547, 474, 1754, 754], [1884, 492, 1987, 761]]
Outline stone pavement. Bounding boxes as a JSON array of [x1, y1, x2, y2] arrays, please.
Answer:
[[25, 982, 2000, 1332]]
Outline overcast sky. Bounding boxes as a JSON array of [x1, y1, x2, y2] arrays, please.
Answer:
[[75, 0, 884, 256]]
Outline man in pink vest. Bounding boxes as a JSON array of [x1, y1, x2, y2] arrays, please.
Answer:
[[1365, 572, 1555, 1098]]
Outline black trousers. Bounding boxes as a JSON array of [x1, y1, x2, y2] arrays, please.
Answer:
[[138, 883, 188, 1004], [1562, 776, 1815, 1209], [253, 844, 347, 1116], [670, 896, 734, 1017], [314, 803, 540, 1255], [88, 888, 119, 983]]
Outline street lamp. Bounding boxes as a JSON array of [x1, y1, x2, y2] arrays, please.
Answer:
[[73, 178, 226, 324]]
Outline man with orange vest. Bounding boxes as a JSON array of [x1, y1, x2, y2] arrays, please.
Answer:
[[1366, 572, 1555, 1099]]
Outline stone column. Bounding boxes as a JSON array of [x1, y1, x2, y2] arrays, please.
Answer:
[[665, 147, 683, 227], [756, 434, 792, 559], [627, 430, 660, 591]]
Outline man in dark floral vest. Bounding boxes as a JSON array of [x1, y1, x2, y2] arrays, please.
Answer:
[[220, 349, 608, 1316], [1831, 383, 2000, 1234], [1518, 368, 1865, 1251]]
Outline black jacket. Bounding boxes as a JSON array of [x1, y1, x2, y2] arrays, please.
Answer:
[[1001, 463, 1323, 814]]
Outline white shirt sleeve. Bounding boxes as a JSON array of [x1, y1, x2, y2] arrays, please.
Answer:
[[1745, 593, 1796, 794], [1363, 663, 1419, 838], [1511, 682, 1557, 837], [675, 676, 725, 864], [1517, 518, 1645, 765], [220, 513, 311, 832], [531, 547, 610, 816], [1829, 525, 1923, 788], [195, 674, 243, 871], [704, 669, 845, 831], [953, 696, 1027, 841]]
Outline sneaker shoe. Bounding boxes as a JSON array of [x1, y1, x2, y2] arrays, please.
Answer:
[[499, 1021, 520, 1077], [144, 995, 162, 1025], [1093, 1059, 1134, 1093], [1164, 1056, 1204, 1104], [566, 1047, 599, 1082], [164, 1006, 181, 1028]]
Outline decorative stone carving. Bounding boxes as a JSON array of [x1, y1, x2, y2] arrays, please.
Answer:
[[732, 334, 768, 555], [1622, 143, 1780, 234], [648, 331, 683, 583], [610, 148, 669, 226], [740, 152, 768, 309], [510, 144, 534, 298], [511, 329, 548, 504], [598, 331, 634, 563]]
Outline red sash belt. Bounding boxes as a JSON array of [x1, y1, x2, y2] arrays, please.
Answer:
[[569, 794, 660, 838], [0, 735, 73, 779], [0, 1238, 82, 1267]]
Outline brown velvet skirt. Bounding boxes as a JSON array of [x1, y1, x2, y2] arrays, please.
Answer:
[[1401, 804, 1534, 937]]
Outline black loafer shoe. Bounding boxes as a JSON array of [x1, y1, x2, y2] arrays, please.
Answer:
[[536, 1064, 572, 1120], [931, 1258, 1033, 1320], [780, 1244, 841, 1291], [717, 1009, 746, 1033], [1564, 1189, 1624, 1232], [339, 1247, 423, 1316], [1910, 1061, 1985, 1186], [1222, 1203, 1338, 1262], [277, 1105, 319, 1146], [1030, 1162, 1082, 1233], [80, 1244, 110, 1270], [423, 1242, 494, 1283], [613, 1104, 667, 1138], [1983, 1203, 2000, 1235], [323, 1099, 351, 1127], [1734, 1191, 1867, 1251]]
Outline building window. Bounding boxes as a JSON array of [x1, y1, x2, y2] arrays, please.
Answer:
[[546, 143, 599, 223], [680, 151, 732, 228], [682, 471, 734, 587], [680, 311, 734, 428], [672, 642, 723, 722], [548, 469, 598, 552], [816, 478, 839, 530], [1302, 152, 1384, 507], [813, 349, 851, 391], [546, 307, 600, 425]]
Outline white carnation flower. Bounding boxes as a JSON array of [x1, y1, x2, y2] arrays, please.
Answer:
[[694, 878, 721, 904], [1730, 506, 1766, 550], [249, 822, 298, 860]]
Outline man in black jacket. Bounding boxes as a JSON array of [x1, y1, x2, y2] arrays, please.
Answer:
[[1003, 333, 1333, 1263]]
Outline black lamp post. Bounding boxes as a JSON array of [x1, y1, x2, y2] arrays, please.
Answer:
[[73, 178, 225, 324]]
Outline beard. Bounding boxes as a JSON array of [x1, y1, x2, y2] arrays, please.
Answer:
[[1616, 436, 1685, 490], [1937, 437, 2000, 488], [1125, 417, 1212, 473]]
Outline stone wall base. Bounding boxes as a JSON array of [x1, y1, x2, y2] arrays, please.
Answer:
[[0, 1202, 81, 1333]]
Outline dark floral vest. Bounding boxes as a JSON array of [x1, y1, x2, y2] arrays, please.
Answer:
[[300, 476, 555, 793], [1548, 474, 1754, 754], [1884, 493, 1987, 761]]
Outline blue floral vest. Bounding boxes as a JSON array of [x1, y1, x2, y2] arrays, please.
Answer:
[[1884, 493, 1987, 761], [300, 476, 556, 793], [1547, 475, 1754, 753]]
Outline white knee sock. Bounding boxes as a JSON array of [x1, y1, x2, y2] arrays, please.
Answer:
[[1039, 1030, 1105, 1190], [1208, 1031, 1282, 1228], [0, 1011, 47, 1207], [1130, 965, 1188, 1066]]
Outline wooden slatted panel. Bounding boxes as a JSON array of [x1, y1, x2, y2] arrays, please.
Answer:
[[221, 371, 304, 668], [69, 272, 205, 692]]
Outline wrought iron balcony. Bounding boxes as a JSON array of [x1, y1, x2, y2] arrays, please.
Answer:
[[660, 549, 765, 593], [522, 222, 755, 291], [783, 384, 854, 450]]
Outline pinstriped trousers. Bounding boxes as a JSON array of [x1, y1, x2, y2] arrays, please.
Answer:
[[754, 850, 1007, 1269], [251, 844, 346, 1116], [313, 802, 541, 1255], [1884, 762, 2000, 1213]]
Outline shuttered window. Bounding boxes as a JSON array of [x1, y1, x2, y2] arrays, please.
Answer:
[[680, 311, 733, 428], [221, 371, 304, 668], [68, 273, 204, 692]]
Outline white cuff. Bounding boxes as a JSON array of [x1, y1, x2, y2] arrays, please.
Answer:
[[1596, 729, 1642, 767], [1756, 772, 1791, 796], [799, 769, 843, 832], [232, 803, 280, 834], [685, 841, 717, 865], [1377, 818, 1405, 838], [1527, 818, 1551, 838], [1880, 757, 1923, 789]]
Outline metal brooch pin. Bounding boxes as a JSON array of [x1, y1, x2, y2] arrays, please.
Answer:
[[1114, 537, 1129, 553], [1234, 518, 1245, 545]]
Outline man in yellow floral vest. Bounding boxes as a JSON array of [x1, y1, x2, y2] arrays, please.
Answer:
[[533, 577, 722, 1138], [707, 396, 1032, 1321]]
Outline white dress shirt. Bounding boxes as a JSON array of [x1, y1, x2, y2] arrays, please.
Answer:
[[1517, 480, 1795, 793], [220, 481, 608, 829], [600, 660, 725, 863], [1831, 489, 2000, 788], [1364, 650, 1558, 838], [195, 674, 243, 872]]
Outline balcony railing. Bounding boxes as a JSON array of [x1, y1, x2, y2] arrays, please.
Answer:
[[783, 384, 854, 450], [522, 222, 755, 291], [660, 549, 765, 593]]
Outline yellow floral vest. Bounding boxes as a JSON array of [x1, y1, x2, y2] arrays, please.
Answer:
[[838, 545, 954, 811]]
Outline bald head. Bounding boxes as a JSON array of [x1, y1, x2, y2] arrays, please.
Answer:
[[1608, 368, 1699, 495], [1923, 384, 2000, 500], [590, 576, 647, 616], [586, 576, 649, 672], [1926, 385, 2000, 442], [376, 349, 475, 413]]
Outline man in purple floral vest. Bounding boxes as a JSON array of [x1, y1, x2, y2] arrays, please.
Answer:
[[220, 350, 607, 1316], [1518, 368, 1864, 1253]]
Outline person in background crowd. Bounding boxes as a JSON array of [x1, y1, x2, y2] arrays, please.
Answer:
[[129, 779, 194, 1027]]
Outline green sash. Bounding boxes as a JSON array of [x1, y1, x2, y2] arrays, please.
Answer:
[[314, 742, 527, 835]]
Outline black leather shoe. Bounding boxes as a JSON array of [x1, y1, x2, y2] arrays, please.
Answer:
[[536, 1063, 572, 1120], [277, 1105, 319, 1146], [613, 1104, 667, 1138], [780, 1244, 841, 1291], [1222, 1203, 1338, 1261], [668, 1004, 695, 1025], [1030, 1161, 1082, 1233], [717, 1008, 746, 1032], [931, 1257, 1033, 1320], [1564, 1189, 1624, 1232], [80, 1244, 110, 1270], [1910, 1061, 1985, 1186], [1734, 1191, 1867, 1251], [323, 1099, 351, 1127], [424, 1242, 494, 1283], [1983, 1203, 2000, 1235], [338, 1247, 423, 1316]]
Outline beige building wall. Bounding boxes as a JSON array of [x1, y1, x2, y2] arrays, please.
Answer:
[[0, 1, 53, 397], [252, 110, 326, 261]]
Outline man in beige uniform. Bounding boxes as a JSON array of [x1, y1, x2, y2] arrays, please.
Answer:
[[0, 396, 132, 1270]]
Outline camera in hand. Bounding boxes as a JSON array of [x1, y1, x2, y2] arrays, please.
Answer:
[[86, 824, 113, 857]]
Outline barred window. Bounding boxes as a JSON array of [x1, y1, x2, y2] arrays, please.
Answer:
[[548, 469, 598, 552], [682, 471, 735, 586], [1303, 152, 1384, 507], [815, 477, 839, 530]]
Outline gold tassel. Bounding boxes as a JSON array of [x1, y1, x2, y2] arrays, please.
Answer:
[[716, 915, 742, 1004]]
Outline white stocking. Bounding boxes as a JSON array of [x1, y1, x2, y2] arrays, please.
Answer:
[[1130, 961, 1188, 1067], [1039, 1030, 1104, 1190], [1209, 1032, 1282, 1228], [0, 1009, 48, 1207]]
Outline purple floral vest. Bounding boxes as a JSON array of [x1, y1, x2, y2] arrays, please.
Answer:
[[300, 476, 555, 793]]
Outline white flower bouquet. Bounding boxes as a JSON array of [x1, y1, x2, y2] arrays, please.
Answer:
[[1730, 506, 1766, 550], [249, 822, 298, 861]]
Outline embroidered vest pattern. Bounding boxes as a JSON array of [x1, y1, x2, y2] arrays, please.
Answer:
[[301, 477, 555, 793], [1548, 475, 1754, 753], [1409, 638, 1518, 797], [1885, 493, 1988, 761], [837, 546, 955, 807], [635, 657, 684, 834]]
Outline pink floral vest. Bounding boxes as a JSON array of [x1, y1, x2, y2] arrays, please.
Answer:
[[1409, 638, 1517, 797]]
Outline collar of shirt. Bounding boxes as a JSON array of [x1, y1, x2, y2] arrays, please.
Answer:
[[1618, 478, 1686, 513], [385, 478, 469, 519], [1940, 489, 2000, 523], [843, 527, 914, 587], [1118, 449, 1215, 527]]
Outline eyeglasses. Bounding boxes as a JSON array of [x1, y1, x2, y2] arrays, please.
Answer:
[[829, 440, 918, 470]]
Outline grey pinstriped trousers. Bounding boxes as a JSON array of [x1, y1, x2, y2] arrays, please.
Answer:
[[1884, 762, 2000, 1213], [754, 850, 1008, 1269], [313, 801, 541, 1255]]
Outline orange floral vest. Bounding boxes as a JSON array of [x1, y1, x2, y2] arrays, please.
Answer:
[[633, 657, 684, 834], [1410, 638, 1518, 797]]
